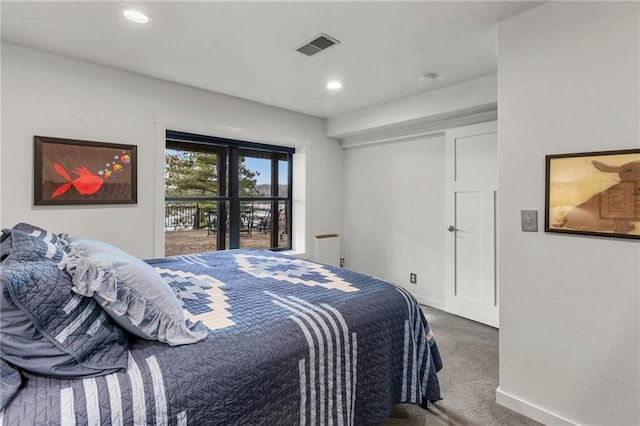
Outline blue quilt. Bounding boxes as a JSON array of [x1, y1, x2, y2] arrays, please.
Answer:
[[1, 249, 441, 425]]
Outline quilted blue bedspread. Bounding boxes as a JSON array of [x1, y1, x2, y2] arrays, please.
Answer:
[[1, 249, 442, 425]]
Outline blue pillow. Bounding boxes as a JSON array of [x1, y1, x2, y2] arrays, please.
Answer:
[[62, 238, 207, 346], [11, 222, 66, 246], [1, 223, 69, 262], [0, 236, 10, 261], [0, 230, 128, 378]]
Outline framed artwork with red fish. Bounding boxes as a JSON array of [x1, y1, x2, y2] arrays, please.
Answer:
[[34, 136, 137, 205], [545, 148, 640, 239]]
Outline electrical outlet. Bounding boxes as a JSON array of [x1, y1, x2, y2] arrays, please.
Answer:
[[410, 273, 417, 284], [340, 258, 345, 267]]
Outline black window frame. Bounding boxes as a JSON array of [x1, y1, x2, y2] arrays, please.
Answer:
[[165, 130, 294, 252]]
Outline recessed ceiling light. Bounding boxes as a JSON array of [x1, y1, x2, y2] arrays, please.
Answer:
[[123, 8, 152, 24], [326, 81, 343, 90]]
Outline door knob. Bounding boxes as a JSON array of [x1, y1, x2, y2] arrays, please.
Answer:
[[447, 225, 457, 232]]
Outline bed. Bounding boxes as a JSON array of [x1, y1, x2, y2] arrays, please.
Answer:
[[0, 223, 442, 425]]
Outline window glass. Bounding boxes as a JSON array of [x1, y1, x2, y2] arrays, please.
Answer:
[[165, 133, 293, 255], [278, 159, 289, 196], [241, 154, 271, 197]]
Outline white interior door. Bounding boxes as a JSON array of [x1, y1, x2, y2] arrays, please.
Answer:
[[444, 121, 498, 327]]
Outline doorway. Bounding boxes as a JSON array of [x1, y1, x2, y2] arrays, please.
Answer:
[[444, 121, 498, 327]]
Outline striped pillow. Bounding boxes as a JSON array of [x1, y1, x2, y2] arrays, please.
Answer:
[[11, 222, 63, 243], [0, 229, 128, 378]]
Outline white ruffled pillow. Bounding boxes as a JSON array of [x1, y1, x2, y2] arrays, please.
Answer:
[[61, 238, 207, 346]]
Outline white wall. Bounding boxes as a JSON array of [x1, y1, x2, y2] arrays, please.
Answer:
[[497, 2, 640, 425], [1, 44, 343, 259], [343, 134, 445, 307]]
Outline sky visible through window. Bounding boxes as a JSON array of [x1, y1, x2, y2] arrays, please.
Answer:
[[244, 157, 287, 185]]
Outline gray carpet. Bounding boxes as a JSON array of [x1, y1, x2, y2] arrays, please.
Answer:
[[385, 307, 543, 426]]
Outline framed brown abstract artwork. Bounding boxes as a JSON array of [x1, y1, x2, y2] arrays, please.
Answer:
[[34, 136, 137, 205], [545, 149, 640, 239]]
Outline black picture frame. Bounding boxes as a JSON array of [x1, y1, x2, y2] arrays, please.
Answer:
[[545, 148, 640, 239], [34, 136, 137, 205]]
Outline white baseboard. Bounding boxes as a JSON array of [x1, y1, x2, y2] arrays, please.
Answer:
[[416, 296, 445, 310], [496, 387, 576, 425]]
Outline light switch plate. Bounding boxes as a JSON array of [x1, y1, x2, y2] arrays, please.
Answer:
[[521, 210, 538, 232]]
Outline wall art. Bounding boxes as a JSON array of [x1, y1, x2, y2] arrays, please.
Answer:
[[545, 149, 640, 239], [34, 136, 137, 205]]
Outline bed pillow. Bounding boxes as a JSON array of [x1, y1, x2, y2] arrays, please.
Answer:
[[11, 222, 66, 246], [62, 237, 207, 346], [0, 230, 128, 378], [1, 233, 10, 261], [2, 223, 69, 262]]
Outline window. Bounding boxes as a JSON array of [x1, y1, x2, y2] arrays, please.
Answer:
[[164, 130, 294, 255]]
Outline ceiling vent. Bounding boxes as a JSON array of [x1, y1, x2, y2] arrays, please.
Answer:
[[295, 33, 340, 57]]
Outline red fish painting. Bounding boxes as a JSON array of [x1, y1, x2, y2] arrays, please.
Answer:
[[51, 162, 104, 198]]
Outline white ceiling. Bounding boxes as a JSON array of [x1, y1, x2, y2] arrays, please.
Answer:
[[1, 1, 542, 119]]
